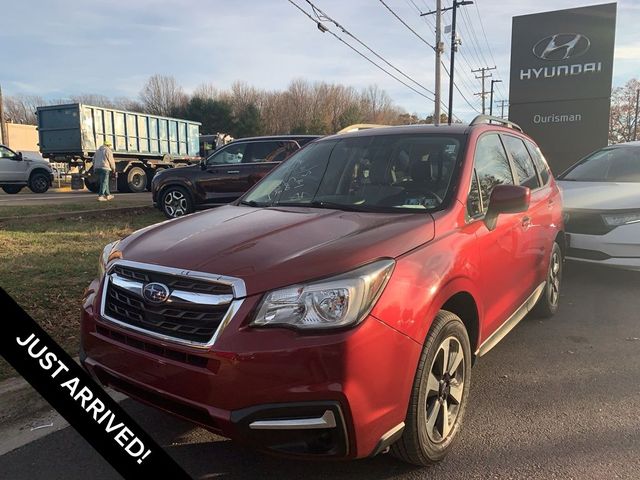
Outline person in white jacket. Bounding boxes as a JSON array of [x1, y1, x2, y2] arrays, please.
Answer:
[[93, 140, 116, 200]]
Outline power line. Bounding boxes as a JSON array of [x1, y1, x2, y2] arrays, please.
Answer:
[[473, 1, 507, 99], [302, 0, 437, 97], [403, 0, 480, 114], [377, 0, 435, 50], [287, 0, 435, 102]]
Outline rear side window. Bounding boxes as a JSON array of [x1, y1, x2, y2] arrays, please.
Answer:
[[245, 141, 284, 163], [524, 140, 550, 185], [474, 134, 514, 212], [502, 135, 540, 189]]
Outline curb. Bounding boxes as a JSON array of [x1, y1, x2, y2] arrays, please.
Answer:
[[0, 205, 155, 223], [0, 362, 126, 456]]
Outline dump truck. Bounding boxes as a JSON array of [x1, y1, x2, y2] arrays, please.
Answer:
[[36, 103, 201, 192]]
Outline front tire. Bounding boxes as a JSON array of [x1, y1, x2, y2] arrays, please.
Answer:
[[391, 310, 471, 466], [28, 172, 50, 193], [531, 242, 562, 318], [160, 186, 194, 218], [2, 185, 23, 194]]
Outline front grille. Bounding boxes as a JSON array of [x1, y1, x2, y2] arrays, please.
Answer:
[[564, 210, 614, 235], [112, 265, 233, 295], [95, 325, 210, 368], [102, 262, 241, 344]]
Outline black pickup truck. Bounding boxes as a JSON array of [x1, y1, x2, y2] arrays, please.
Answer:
[[151, 135, 319, 218]]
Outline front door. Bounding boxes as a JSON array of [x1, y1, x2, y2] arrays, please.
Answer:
[[470, 133, 527, 339], [0, 146, 26, 182], [198, 141, 249, 202]]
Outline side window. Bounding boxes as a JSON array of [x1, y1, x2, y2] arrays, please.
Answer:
[[267, 141, 300, 163], [474, 134, 514, 212], [244, 141, 281, 163], [207, 143, 246, 165], [502, 135, 540, 189], [0, 146, 17, 159], [525, 140, 550, 185], [467, 170, 482, 218]]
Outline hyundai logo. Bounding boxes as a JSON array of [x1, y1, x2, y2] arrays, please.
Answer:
[[142, 282, 171, 304], [533, 34, 590, 61]]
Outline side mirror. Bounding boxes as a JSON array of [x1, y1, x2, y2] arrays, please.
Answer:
[[16, 152, 23, 161], [200, 158, 206, 170], [484, 184, 530, 231]]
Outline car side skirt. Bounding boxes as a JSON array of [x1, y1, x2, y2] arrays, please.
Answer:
[[475, 281, 545, 357]]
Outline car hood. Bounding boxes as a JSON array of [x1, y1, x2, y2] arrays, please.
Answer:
[[558, 181, 640, 210], [118, 205, 435, 296]]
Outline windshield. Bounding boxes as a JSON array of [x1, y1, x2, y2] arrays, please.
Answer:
[[561, 146, 640, 182], [241, 133, 463, 212]]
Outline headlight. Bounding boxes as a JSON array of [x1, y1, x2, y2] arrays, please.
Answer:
[[98, 240, 121, 277], [602, 211, 640, 227], [251, 259, 395, 330]]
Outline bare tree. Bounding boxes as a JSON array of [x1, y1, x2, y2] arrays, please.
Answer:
[[193, 83, 220, 100], [2, 95, 46, 124], [139, 74, 187, 116], [609, 78, 640, 144]]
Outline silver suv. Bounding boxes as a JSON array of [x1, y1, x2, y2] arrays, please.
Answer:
[[0, 144, 53, 194]]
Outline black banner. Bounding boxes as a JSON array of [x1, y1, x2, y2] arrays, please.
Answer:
[[508, 3, 617, 173], [0, 287, 191, 479]]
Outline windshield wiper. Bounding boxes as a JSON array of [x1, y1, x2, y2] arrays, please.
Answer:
[[238, 200, 267, 207], [271, 200, 370, 212]]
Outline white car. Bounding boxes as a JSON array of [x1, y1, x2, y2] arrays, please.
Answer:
[[557, 141, 640, 270], [0, 144, 53, 194]]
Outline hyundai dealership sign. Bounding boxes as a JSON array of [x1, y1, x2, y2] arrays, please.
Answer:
[[508, 3, 616, 173]]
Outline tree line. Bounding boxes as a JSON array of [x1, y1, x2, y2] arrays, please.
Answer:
[[2, 75, 431, 138]]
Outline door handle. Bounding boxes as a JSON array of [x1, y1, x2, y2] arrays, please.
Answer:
[[226, 170, 240, 174], [521, 216, 531, 229]]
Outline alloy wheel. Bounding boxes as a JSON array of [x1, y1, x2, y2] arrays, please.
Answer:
[[425, 336, 465, 444], [164, 190, 188, 217], [548, 250, 561, 306]]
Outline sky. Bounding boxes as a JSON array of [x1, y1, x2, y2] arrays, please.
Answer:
[[1, 0, 639, 122]]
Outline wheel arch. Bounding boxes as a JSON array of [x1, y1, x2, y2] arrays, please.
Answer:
[[29, 167, 52, 183], [441, 292, 480, 361], [554, 230, 566, 258]]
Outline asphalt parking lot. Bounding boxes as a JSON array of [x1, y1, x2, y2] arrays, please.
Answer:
[[0, 189, 151, 207], [1, 261, 639, 479]]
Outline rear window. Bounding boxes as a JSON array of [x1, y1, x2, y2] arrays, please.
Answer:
[[561, 146, 640, 182], [502, 135, 540, 189]]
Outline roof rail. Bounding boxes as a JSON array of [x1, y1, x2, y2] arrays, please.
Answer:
[[470, 115, 523, 132]]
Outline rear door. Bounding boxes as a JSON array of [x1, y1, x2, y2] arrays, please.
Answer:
[[501, 134, 547, 291], [235, 140, 301, 192]]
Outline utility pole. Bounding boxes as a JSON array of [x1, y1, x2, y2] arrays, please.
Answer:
[[422, 0, 473, 125], [472, 66, 497, 115], [433, 0, 443, 125], [0, 84, 7, 145], [634, 89, 639, 141], [489, 79, 502, 116], [496, 100, 508, 119]]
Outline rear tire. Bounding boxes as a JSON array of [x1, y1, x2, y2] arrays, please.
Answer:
[[125, 166, 147, 193], [2, 185, 23, 194], [28, 172, 50, 193], [531, 242, 562, 318], [160, 186, 194, 219], [391, 310, 471, 466]]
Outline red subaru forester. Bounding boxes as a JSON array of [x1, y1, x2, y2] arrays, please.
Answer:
[[81, 117, 564, 465]]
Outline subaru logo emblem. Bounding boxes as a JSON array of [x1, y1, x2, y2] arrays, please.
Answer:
[[533, 33, 590, 61], [143, 282, 170, 304]]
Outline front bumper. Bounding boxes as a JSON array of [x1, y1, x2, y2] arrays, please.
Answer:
[[80, 280, 420, 459], [566, 222, 640, 270]]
